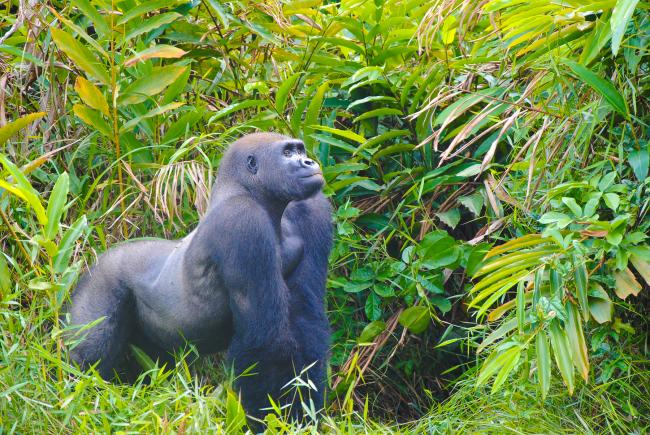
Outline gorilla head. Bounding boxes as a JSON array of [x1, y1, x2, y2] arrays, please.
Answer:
[[217, 133, 324, 203]]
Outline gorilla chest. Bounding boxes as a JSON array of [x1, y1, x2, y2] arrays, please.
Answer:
[[280, 227, 304, 278]]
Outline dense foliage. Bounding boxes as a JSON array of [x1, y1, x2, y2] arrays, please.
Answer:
[[0, 0, 648, 432]]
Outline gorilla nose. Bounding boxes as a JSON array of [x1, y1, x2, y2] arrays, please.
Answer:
[[301, 157, 318, 168]]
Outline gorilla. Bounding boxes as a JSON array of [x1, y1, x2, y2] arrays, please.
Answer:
[[67, 133, 333, 422]]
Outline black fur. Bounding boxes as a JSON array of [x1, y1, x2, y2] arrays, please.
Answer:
[[67, 133, 332, 422]]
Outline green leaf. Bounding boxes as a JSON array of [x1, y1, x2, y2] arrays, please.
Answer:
[[365, 292, 381, 321], [73, 104, 112, 137], [458, 192, 484, 217], [75, 76, 109, 116], [548, 319, 574, 395], [565, 302, 589, 382], [353, 108, 403, 123], [630, 254, 650, 286], [311, 126, 365, 144], [130, 344, 156, 371], [610, 0, 639, 56], [588, 284, 613, 324], [399, 306, 430, 334], [0, 112, 45, 146], [564, 60, 628, 118], [574, 261, 589, 322], [73, 0, 109, 35], [491, 345, 521, 393], [51, 28, 109, 84], [161, 109, 204, 143], [0, 155, 47, 225], [435, 208, 460, 229], [44, 172, 69, 241], [603, 193, 620, 211], [124, 45, 187, 67], [628, 148, 649, 181], [304, 82, 330, 150], [225, 389, 247, 433], [539, 212, 572, 228], [561, 197, 582, 217], [613, 267, 641, 300], [516, 281, 525, 334], [0, 253, 10, 293], [275, 72, 301, 114], [117, 0, 185, 25], [124, 13, 182, 41], [53, 215, 87, 273], [430, 295, 452, 314], [358, 320, 386, 343], [120, 102, 184, 133], [536, 331, 551, 399], [208, 100, 268, 122], [119, 65, 188, 106]]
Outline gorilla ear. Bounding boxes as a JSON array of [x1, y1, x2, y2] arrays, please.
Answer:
[[246, 155, 258, 174]]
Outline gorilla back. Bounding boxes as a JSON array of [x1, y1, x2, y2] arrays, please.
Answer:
[[67, 132, 333, 420]]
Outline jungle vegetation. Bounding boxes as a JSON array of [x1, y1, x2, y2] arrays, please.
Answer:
[[0, 0, 648, 432]]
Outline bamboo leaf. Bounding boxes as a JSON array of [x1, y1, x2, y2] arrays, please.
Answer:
[[44, 172, 69, 241], [574, 260, 589, 322], [209, 100, 269, 122], [120, 102, 184, 133], [0, 155, 47, 225], [118, 65, 188, 105], [73, 104, 113, 137], [565, 302, 589, 382], [53, 215, 87, 273], [516, 281, 525, 334], [304, 81, 329, 150], [0, 112, 45, 146], [549, 319, 574, 395], [117, 0, 185, 25], [610, 0, 639, 56], [73, 0, 109, 35], [275, 72, 301, 114], [0, 253, 10, 293], [75, 77, 109, 116], [51, 28, 109, 84], [536, 330, 551, 399], [124, 45, 187, 67], [124, 13, 182, 42], [565, 60, 628, 118]]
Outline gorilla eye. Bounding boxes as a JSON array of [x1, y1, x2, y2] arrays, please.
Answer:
[[283, 148, 292, 157], [246, 155, 258, 174]]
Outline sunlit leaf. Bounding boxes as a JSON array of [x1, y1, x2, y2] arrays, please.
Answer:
[[565, 60, 628, 117], [73, 104, 112, 137], [44, 172, 69, 241], [119, 65, 189, 105], [399, 306, 430, 334], [75, 77, 109, 115], [610, 0, 639, 56], [124, 45, 187, 67], [0, 112, 45, 146], [51, 28, 109, 84], [613, 267, 641, 299], [549, 319, 574, 395]]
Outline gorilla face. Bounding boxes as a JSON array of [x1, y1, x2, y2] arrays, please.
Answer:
[[251, 138, 324, 201]]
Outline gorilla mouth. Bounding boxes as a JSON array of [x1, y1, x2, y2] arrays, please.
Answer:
[[301, 173, 322, 178]]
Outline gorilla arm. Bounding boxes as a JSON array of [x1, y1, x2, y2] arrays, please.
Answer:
[[283, 192, 333, 407], [202, 195, 299, 418]]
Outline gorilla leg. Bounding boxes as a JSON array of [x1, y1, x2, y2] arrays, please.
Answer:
[[68, 256, 135, 379]]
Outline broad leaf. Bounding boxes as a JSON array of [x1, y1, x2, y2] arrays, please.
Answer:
[[51, 28, 109, 84]]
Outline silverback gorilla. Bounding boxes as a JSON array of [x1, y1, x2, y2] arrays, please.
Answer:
[[67, 133, 332, 422]]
